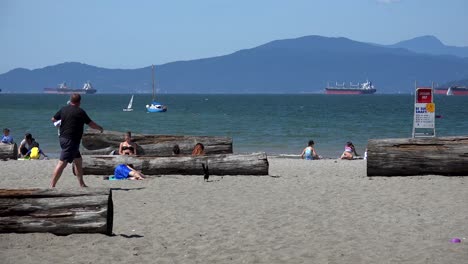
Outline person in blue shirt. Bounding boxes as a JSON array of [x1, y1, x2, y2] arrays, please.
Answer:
[[104, 164, 145, 180], [1, 128, 14, 144]]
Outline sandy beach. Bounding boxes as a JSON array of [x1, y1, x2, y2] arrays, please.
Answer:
[[1, 157, 467, 263]]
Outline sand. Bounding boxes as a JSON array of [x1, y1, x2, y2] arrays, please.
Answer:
[[1, 157, 467, 263]]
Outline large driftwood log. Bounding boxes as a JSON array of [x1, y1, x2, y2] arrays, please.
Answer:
[[0, 188, 113, 235], [0, 143, 18, 160], [81, 130, 233, 156], [367, 136, 468, 176], [82, 153, 269, 176]]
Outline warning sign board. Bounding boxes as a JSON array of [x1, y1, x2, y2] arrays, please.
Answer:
[[414, 103, 435, 128], [412, 87, 435, 137]]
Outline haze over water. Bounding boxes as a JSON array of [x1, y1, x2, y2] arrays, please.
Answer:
[[1, 94, 467, 158]]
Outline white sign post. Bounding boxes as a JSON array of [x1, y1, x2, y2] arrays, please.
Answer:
[[412, 85, 436, 138]]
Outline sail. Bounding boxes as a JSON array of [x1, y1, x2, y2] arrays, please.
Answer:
[[446, 87, 453, 96], [127, 95, 134, 109]]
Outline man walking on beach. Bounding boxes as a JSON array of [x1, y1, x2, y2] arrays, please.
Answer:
[[50, 93, 103, 187]]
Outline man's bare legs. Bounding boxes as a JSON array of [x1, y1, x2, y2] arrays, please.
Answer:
[[50, 158, 87, 187], [73, 157, 87, 187], [50, 160, 68, 188]]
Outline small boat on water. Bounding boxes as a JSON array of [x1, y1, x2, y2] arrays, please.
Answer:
[[44, 81, 97, 94], [146, 65, 167, 113], [325, 80, 376, 95], [435, 85, 468, 96], [123, 95, 134, 112]]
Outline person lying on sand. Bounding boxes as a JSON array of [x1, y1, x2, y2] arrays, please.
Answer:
[[104, 164, 145, 180]]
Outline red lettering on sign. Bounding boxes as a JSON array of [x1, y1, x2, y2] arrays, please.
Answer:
[[416, 88, 433, 103]]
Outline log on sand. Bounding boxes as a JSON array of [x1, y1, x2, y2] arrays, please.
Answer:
[[0, 143, 18, 160], [81, 147, 116, 155], [82, 153, 269, 176], [81, 130, 233, 156], [367, 136, 468, 176], [0, 188, 113, 235]]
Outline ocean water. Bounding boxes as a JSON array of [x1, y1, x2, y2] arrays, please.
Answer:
[[1, 94, 467, 158]]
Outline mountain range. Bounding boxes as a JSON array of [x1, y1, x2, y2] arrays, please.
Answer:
[[1, 35, 468, 94]]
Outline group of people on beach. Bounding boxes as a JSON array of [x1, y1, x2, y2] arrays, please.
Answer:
[[2, 94, 102, 187], [111, 131, 206, 180], [5, 92, 362, 188], [300, 140, 360, 160], [1, 128, 48, 160], [3, 91, 208, 187]]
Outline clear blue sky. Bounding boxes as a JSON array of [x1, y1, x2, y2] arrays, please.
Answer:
[[1, 0, 467, 74]]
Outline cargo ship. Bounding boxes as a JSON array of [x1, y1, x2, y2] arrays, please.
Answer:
[[44, 81, 97, 94], [325, 80, 376, 95], [434, 85, 468, 96]]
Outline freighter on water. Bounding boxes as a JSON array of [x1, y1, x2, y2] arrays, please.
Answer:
[[435, 85, 468, 96], [44, 81, 97, 94], [325, 80, 376, 95]]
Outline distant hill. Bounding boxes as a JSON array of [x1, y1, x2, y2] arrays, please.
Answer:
[[1, 35, 468, 94], [389, 35, 468, 58]]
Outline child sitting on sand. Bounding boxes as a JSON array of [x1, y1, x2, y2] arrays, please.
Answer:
[[1, 128, 14, 144], [301, 140, 320, 160], [24, 142, 48, 160]]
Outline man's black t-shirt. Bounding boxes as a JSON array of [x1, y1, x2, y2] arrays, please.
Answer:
[[54, 105, 92, 142]]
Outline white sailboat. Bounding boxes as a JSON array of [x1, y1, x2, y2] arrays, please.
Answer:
[[146, 65, 167, 113], [446, 87, 454, 96], [123, 95, 134, 111]]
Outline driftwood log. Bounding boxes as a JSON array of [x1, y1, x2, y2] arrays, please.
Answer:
[[81, 130, 233, 156], [367, 136, 468, 176], [82, 153, 269, 176], [0, 143, 18, 160], [0, 188, 113, 235]]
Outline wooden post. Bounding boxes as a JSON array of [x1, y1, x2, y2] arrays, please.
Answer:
[[82, 153, 269, 176], [0, 188, 113, 235], [81, 130, 233, 156], [367, 136, 468, 176], [0, 143, 18, 160]]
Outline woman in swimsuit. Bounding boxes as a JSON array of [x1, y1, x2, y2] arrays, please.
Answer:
[[340, 141, 358, 160], [119, 131, 138, 155], [301, 140, 319, 160]]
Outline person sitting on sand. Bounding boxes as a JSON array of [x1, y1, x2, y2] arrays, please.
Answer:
[[340, 141, 359, 160], [18, 133, 37, 158], [192, 143, 205, 156], [301, 140, 320, 160], [106, 164, 145, 180], [1, 128, 14, 144], [24, 142, 48, 160], [119, 131, 138, 155]]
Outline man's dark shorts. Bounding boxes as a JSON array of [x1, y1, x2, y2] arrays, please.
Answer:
[[59, 137, 81, 163]]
